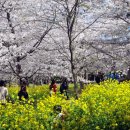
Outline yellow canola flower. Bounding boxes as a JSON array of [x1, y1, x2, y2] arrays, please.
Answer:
[[2, 124, 8, 128], [1, 81, 129, 130], [95, 126, 100, 130]]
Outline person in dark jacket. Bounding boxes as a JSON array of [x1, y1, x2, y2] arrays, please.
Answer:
[[60, 78, 69, 99], [95, 73, 101, 85], [18, 78, 28, 100], [88, 73, 95, 81]]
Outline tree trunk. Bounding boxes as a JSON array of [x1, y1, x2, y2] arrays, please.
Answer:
[[71, 64, 78, 98]]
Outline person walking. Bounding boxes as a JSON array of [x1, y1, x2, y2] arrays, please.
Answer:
[[18, 78, 28, 100], [0, 80, 8, 104], [95, 72, 101, 85], [60, 78, 69, 99], [49, 79, 57, 95]]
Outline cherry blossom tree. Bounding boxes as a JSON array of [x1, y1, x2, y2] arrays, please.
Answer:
[[0, 0, 56, 83], [0, 0, 129, 86]]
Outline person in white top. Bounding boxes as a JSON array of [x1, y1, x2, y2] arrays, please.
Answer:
[[0, 80, 8, 104]]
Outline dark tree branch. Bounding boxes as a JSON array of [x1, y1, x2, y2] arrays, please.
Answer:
[[19, 26, 53, 61], [119, 16, 130, 24], [28, 68, 42, 79], [72, 15, 103, 42], [8, 61, 20, 78]]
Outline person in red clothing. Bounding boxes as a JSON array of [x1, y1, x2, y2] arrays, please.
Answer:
[[49, 79, 57, 95]]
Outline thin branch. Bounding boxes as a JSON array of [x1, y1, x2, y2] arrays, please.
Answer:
[[117, 16, 130, 24], [19, 26, 53, 61], [72, 15, 103, 42], [8, 61, 20, 78]]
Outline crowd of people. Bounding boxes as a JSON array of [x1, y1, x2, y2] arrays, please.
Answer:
[[0, 77, 70, 104], [0, 67, 130, 103], [49, 78, 69, 99], [0, 78, 29, 104], [49, 67, 130, 98], [88, 67, 130, 84]]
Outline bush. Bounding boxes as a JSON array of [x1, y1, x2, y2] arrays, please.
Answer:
[[0, 80, 130, 129]]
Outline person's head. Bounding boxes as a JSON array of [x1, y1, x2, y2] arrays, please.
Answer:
[[63, 78, 67, 83], [111, 71, 114, 74], [0, 80, 5, 87], [98, 71, 101, 75], [51, 79, 55, 85], [20, 78, 27, 86], [53, 105, 62, 113]]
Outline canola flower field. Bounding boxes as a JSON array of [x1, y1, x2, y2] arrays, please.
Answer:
[[1, 80, 130, 130]]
